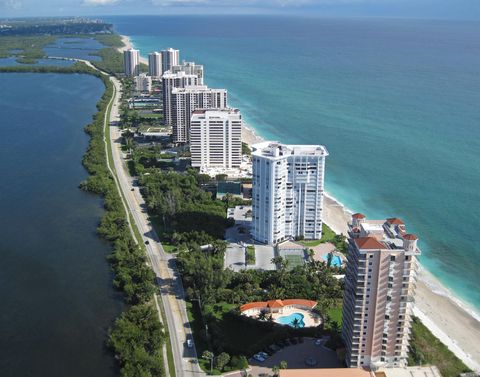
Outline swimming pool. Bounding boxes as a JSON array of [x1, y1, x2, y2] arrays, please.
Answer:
[[276, 313, 305, 328], [322, 254, 342, 267]]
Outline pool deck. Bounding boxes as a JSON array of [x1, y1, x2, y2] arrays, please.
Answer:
[[272, 307, 322, 327]]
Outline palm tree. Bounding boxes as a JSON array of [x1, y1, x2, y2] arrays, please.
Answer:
[[258, 311, 267, 321], [202, 350, 214, 374], [291, 317, 301, 329]]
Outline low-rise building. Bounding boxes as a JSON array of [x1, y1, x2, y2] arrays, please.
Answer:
[[134, 73, 152, 93]]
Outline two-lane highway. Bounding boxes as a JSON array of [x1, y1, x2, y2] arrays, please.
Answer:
[[107, 76, 204, 377]]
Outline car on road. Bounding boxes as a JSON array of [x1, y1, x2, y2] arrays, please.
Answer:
[[186, 339, 193, 348], [253, 354, 265, 362], [314, 339, 323, 346], [144, 240, 150, 245]]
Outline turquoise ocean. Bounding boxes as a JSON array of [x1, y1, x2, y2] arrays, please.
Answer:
[[108, 15, 480, 315]]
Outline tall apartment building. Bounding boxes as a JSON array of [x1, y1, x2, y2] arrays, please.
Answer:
[[161, 48, 180, 74], [134, 73, 152, 93], [123, 48, 140, 77], [170, 85, 228, 143], [342, 214, 421, 369], [251, 142, 328, 245], [190, 108, 242, 171], [162, 70, 203, 127], [148, 52, 162, 77], [170, 61, 204, 84]]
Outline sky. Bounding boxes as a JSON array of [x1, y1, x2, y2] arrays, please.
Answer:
[[0, 0, 479, 20]]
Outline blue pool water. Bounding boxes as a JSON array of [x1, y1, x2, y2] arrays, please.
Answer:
[[276, 313, 305, 328], [322, 254, 343, 267]]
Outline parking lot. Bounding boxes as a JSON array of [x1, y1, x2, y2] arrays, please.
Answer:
[[248, 337, 342, 376]]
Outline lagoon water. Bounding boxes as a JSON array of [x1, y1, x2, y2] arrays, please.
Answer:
[[0, 73, 122, 376], [109, 15, 480, 314]]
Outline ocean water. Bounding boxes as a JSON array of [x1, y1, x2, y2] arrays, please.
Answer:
[[0, 73, 122, 376], [109, 15, 480, 314]]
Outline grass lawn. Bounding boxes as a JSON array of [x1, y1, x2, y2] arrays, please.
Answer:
[[246, 245, 255, 265], [408, 316, 471, 377], [285, 254, 305, 269], [326, 306, 343, 328]]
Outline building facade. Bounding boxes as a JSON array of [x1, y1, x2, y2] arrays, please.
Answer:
[[161, 48, 179, 74], [134, 73, 152, 93], [251, 142, 328, 245], [170, 61, 204, 84], [342, 214, 421, 369], [190, 108, 242, 170], [162, 71, 202, 127], [123, 48, 140, 77], [148, 52, 162, 78], [170, 85, 228, 143]]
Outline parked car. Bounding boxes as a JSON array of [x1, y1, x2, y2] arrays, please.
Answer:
[[186, 339, 193, 348], [253, 354, 265, 362], [314, 339, 323, 346], [258, 352, 269, 359]]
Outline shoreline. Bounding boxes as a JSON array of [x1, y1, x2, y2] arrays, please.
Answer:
[[118, 33, 480, 372]]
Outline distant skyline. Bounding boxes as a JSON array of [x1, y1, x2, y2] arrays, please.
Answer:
[[1, 0, 480, 20]]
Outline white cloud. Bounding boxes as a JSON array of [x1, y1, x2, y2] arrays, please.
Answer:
[[0, 0, 23, 9], [83, 0, 119, 5], [149, 0, 386, 6]]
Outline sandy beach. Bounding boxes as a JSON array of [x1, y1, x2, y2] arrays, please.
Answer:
[[119, 33, 480, 372], [241, 122, 480, 371]]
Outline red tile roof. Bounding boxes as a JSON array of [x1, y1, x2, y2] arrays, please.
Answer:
[[352, 213, 366, 219], [403, 234, 418, 240], [386, 217, 404, 225], [354, 237, 386, 250], [240, 299, 317, 312]]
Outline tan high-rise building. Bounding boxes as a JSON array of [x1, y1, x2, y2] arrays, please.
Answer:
[[170, 85, 228, 143], [342, 214, 421, 369]]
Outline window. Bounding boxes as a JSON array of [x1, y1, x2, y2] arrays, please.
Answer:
[[390, 256, 396, 261]]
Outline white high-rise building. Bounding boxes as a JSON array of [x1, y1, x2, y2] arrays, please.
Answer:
[[161, 48, 180, 74], [134, 73, 152, 93], [162, 71, 202, 127], [170, 85, 228, 143], [342, 214, 421, 369], [123, 48, 140, 77], [148, 52, 162, 78], [190, 108, 242, 171], [251, 142, 329, 245], [170, 61, 204, 84]]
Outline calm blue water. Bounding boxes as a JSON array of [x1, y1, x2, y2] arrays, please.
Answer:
[[0, 73, 122, 376], [0, 57, 75, 66], [108, 16, 480, 314], [44, 37, 104, 61], [277, 313, 306, 328], [323, 254, 343, 267]]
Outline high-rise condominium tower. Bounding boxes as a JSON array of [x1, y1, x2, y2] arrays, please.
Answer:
[[170, 61, 204, 84], [342, 214, 421, 369], [162, 71, 202, 128], [148, 52, 162, 78], [190, 108, 242, 171], [251, 142, 328, 245], [123, 49, 140, 77], [161, 48, 179, 74], [170, 85, 228, 143]]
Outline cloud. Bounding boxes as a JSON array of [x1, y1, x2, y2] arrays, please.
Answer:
[[0, 0, 22, 9], [83, 0, 119, 5], [149, 0, 388, 7]]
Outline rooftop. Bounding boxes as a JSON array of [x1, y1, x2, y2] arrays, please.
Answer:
[[252, 141, 329, 159], [280, 369, 373, 377]]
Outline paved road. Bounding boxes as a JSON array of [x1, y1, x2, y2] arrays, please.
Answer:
[[107, 76, 204, 377]]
